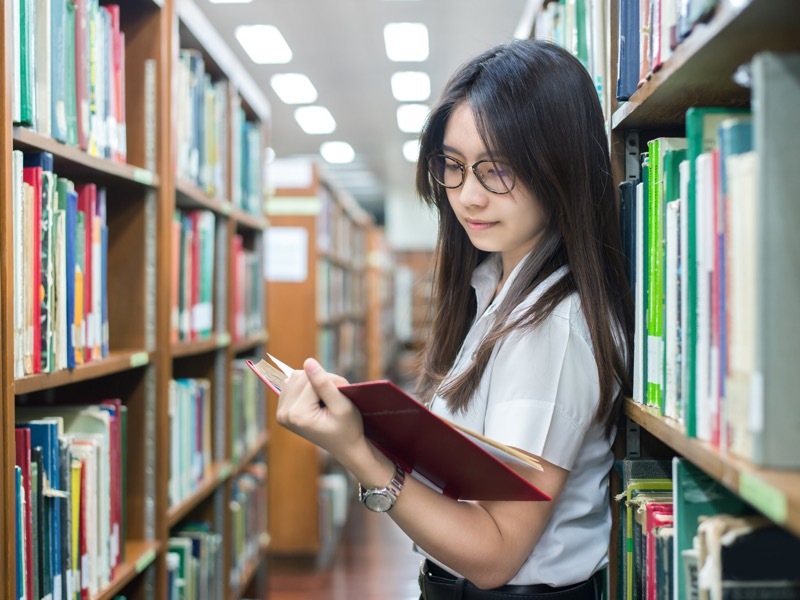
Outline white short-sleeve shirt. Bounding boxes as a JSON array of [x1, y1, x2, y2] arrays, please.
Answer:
[[419, 253, 614, 587]]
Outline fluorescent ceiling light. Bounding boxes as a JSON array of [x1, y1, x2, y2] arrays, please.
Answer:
[[403, 140, 420, 162], [384, 23, 429, 62], [265, 147, 276, 163], [235, 25, 292, 64], [294, 106, 336, 134], [390, 71, 430, 102], [270, 73, 318, 104], [396, 104, 429, 133], [320, 141, 355, 164]]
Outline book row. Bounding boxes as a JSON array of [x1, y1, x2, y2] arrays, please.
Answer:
[[622, 51, 800, 468], [14, 401, 126, 600], [12, 0, 127, 162], [616, 0, 719, 101], [171, 209, 216, 344], [231, 235, 266, 343], [176, 48, 264, 215], [616, 457, 800, 600], [12, 150, 109, 379]]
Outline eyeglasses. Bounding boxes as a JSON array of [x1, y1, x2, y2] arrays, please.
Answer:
[[427, 153, 516, 194]]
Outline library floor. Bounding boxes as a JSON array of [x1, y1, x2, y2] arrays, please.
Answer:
[[267, 501, 423, 600]]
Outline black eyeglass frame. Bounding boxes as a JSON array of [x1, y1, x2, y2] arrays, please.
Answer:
[[426, 153, 517, 195]]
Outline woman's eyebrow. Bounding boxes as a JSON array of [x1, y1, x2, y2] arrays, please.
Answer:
[[441, 144, 496, 160]]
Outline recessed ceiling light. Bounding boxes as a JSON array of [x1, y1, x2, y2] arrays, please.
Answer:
[[294, 106, 336, 134], [235, 24, 292, 64], [402, 140, 420, 162], [384, 23, 429, 62], [270, 73, 318, 104], [320, 142, 356, 164], [396, 104, 429, 133], [390, 72, 430, 102]]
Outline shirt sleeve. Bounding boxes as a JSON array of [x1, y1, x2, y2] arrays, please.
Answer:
[[483, 297, 600, 470]]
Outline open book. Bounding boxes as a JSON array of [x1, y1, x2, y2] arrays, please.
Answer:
[[247, 355, 550, 502]]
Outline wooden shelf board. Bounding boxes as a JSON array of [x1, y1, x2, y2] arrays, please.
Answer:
[[175, 179, 233, 215], [227, 536, 270, 600], [14, 350, 152, 395], [167, 460, 232, 527], [12, 127, 160, 188], [231, 207, 268, 231], [231, 330, 268, 354], [625, 399, 800, 536], [230, 431, 269, 478], [171, 334, 228, 358], [612, 0, 800, 130], [93, 539, 161, 600]]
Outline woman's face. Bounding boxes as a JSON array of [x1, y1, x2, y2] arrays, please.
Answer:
[[442, 103, 547, 275]]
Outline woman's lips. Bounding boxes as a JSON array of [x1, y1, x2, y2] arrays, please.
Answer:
[[465, 219, 497, 231]]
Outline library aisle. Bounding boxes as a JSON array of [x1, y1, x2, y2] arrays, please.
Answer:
[[268, 500, 422, 600]]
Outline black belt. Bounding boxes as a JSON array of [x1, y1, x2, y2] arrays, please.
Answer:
[[419, 560, 603, 600]]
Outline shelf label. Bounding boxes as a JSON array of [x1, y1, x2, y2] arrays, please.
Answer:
[[130, 352, 149, 368], [739, 473, 787, 524], [132, 168, 155, 185], [220, 202, 232, 215], [216, 332, 231, 347], [135, 548, 157, 573], [218, 464, 233, 481]]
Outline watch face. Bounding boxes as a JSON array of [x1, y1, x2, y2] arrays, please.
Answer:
[[364, 491, 393, 512]]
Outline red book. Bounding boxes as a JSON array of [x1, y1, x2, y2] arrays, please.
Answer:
[[247, 358, 549, 502], [14, 427, 35, 600], [76, 184, 96, 362], [645, 502, 673, 600]]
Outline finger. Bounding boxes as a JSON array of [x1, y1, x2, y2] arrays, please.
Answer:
[[303, 358, 350, 412]]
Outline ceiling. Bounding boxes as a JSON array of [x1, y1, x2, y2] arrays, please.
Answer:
[[193, 0, 532, 222]]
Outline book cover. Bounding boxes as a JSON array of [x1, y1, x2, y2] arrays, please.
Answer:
[[750, 52, 800, 468], [248, 356, 548, 502], [645, 138, 687, 414], [14, 427, 35, 600], [683, 107, 749, 438]]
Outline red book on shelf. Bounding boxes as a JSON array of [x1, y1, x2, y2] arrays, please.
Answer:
[[76, 184, 96, 362], [247, 357, 550, 502], [14, 427, 34, 600]]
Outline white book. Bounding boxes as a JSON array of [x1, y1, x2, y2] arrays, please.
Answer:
[[724, 151, 758, 461], [694, 152, 714, 442], [664, 198, 681, 420], [12, 0, 21, 123], [53, 205, 68, 371], [13, 151, 24, 378]]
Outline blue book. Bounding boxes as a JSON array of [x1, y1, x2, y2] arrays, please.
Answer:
[[23, 419, 63, 600]]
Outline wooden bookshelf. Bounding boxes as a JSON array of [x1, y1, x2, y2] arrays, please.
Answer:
[[596, 0, 800, 596], [626, 400, 800, 537], [1, 0, 271, 598], [265, 160, 372, 557]]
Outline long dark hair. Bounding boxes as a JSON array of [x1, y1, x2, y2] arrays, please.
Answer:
[[414, 39, 633, 438]]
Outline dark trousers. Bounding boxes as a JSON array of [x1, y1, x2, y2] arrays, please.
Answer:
[[419, 560, 603, 600]]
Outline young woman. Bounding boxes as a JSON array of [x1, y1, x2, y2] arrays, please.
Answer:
[[275, 39, 633, 599]]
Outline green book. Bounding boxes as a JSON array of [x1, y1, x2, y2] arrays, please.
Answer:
[[64, 0, 78, 147], [682, 107, 748, 438], [672, 458, 750, 600], [645, 138, 687, 414]]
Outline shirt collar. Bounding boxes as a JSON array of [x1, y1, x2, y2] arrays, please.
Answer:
[[471, 252, 532, 317]]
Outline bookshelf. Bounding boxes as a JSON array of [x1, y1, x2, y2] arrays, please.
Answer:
[[597, 0, 800, 597], [365, 226, 397, 381], [265, 159, 372, 558], [1, 0, 271, 599]]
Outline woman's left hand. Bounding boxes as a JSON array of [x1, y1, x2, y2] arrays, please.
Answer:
[[275, 358, 366, 462]]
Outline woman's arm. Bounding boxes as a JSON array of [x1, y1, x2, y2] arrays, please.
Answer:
[[276, 358, 570, 589]]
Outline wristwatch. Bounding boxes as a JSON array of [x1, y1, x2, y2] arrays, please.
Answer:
[[358, 462, 406, 512]]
